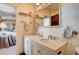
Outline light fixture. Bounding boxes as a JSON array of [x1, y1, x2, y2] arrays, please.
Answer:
[[36, 3, 40, 5], [0, 22, 7, 28], [36, 3, 48, 6], [42, 3, 46, 6]]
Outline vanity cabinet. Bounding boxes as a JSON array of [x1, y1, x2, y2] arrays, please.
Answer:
[[24, 35, 67, 55], [31, 41, 56, 55]]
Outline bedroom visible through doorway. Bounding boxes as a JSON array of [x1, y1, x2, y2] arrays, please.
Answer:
[[0, 3, 16, 55]]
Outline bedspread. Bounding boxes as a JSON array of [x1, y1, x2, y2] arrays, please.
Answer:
[[0, 34, 16, 49]]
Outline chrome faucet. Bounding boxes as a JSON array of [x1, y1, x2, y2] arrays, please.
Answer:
[[48, 35, 52, 39]]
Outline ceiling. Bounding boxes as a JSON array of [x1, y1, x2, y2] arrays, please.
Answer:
[[10, 3, 59, 11]]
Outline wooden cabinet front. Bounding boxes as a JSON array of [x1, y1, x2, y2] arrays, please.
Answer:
[[31, 41, 56, 55]]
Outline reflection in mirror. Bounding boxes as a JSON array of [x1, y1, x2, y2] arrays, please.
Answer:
[[43, 16, 50, 26], [34, 3, 60, 27], [51, 14, 59, 26]]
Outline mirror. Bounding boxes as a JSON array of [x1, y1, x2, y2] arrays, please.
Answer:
[[34, 3, 60, 28]]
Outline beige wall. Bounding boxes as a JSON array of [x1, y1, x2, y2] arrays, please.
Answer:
[[15, 4, 35, 54]]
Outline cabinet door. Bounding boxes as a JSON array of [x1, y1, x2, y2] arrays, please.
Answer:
[[31, 41, 41, 55], [31, 41, 57, 55], [39, 46, 56, 55]]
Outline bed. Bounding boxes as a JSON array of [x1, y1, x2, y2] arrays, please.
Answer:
[[0, 31, 16, 49]]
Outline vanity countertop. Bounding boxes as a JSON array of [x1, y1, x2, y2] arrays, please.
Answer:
[[25, 35, 67, 51]]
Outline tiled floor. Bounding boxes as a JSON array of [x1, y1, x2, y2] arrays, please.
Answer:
[[0, 45, 16, 55]]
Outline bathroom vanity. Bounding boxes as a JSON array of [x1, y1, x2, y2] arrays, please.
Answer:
[[24, 35, 67, 55]]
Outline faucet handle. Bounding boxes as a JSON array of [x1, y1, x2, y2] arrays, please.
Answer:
[[53, 36, 56, 40], [53, 36, 59, 40], [48, 35, 52, 39]]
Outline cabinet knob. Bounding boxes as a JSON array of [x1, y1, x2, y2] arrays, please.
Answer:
[[58, 51, 61, 55], [38, 49, 41, 54]]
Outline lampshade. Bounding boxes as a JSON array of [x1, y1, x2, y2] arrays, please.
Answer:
[[0, 22, 7, 28]]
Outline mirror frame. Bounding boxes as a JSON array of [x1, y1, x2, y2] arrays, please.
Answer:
[[39, 3, 61, 28]]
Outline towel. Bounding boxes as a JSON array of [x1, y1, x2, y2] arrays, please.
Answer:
[[24, 37, 32, 55], [63, 26, 73, 39]]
